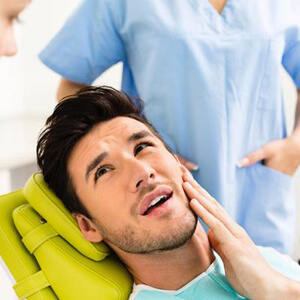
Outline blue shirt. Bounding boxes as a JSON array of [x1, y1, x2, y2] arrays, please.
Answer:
[[39, 0, 300, 254], [129, 247, 300, 299]]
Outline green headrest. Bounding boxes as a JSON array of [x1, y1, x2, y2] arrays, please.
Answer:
[[12, 204, 132, 300], [23, 173, 110, 261]]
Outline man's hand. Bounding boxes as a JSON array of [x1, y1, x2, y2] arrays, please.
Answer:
[[182, 170, 299, 300], [237, 136, 300, 175]]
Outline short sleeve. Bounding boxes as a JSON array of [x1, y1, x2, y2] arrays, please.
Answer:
[[283, 40, 300, 89], [39, 0, 125, 84], [282, 3, 300, 89]]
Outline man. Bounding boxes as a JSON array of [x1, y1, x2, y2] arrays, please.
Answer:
[[37, 86, 300, 299], [39, 0, 300, 254], [0, 0, 32, 56]]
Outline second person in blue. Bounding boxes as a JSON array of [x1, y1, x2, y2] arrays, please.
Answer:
[[39, 0, 300, 255]]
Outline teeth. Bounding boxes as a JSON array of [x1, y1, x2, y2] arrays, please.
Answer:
[[148, 195, 167, 208]]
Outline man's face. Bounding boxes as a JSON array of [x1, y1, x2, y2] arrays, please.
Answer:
[[0, 0, 31, 56], [68, 117, 197, 254]]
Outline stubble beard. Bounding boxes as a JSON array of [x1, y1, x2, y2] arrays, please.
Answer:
[[94, 205, 198, 254]]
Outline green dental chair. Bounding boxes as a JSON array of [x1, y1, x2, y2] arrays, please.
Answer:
[[0, 173, 133, 300]]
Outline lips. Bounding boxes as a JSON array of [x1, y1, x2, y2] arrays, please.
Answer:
[[139, 186, 173, 216]]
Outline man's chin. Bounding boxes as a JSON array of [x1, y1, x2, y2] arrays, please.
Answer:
[[127, 210, 198, 254], [98, 207, 198, 255]]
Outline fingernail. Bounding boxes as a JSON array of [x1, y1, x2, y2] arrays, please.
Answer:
[[186, 162, 199, 171], [184, 171, 193, 179], [184, 181, 192, 188], [236, 157, 250, 168], [190, 198, 201, 207]]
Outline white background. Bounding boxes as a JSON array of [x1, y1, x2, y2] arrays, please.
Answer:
[[0, 0, 299, 298]]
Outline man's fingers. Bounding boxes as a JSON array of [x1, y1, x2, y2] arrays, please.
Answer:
[[183, 179, 228, 217], [190, 199, 232, 244], [185, 182, 237, 233], [208, 230, 226, 258], [182, 173, 243, 235], [183, 173, 212, 200], [185, 183, 216, 212]]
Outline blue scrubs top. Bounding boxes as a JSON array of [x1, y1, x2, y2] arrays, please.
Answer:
[[39, 0, 300, 254]]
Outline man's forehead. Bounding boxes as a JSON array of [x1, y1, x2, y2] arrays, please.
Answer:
[[70, 117, 154, 163], [91, 117, 153, 141]]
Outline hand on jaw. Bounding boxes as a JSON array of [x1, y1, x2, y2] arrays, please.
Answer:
[[182, 170, 300, 300]]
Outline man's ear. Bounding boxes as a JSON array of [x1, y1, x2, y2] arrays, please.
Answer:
[[72, 213, 103, 243]]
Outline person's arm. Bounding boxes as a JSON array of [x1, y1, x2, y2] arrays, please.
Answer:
[[57, 78, 87, 102], [237, 89, 300, 175], [38, 0, 126, 102], [293, 90, 300, 142], [182, 169, 300, 300], [279, 277, 300, 300]]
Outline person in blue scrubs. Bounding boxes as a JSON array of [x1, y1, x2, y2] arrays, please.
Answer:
[[39, 0, 300, 254]]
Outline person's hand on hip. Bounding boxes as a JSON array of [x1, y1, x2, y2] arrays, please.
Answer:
[[237, 136, 300, 175]]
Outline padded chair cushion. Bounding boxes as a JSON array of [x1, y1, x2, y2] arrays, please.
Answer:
[[23, 173, 110, 261], [0, 174, 133, 299], [0, 190, 57, 299], [13, 204, 132, 300]]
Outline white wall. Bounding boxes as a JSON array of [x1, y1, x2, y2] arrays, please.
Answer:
[[0, 0, 121, 118], [20, 0, 122, 117], [21, 0, 81, 116], [0, 48, 23, 117]]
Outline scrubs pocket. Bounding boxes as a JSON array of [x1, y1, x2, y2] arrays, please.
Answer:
[[241, 162, 295, 254], [258, 162, 292, 186]]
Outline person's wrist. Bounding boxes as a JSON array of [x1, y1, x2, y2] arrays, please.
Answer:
[[259, 273, 300, 300], [288, 134, 300, 169], [255, 271, 286, 300], [272, 277, 300, 300], [289, 131, 300, 152]]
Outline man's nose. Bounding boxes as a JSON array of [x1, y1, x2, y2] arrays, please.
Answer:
[[1, 26, 18, 57], [127, 158, 156, 193]]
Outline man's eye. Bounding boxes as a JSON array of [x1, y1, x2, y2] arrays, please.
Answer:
[[134, 142, 153, 155], [95, 166, 110, 181]]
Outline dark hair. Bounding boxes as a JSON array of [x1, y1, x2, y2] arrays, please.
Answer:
[[37, 86, 169, 218]]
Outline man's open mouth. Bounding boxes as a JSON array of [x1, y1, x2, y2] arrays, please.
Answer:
[[141, 190, 173, 216]]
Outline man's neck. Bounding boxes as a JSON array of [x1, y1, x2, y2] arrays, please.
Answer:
[[112, 224, 214, 291]]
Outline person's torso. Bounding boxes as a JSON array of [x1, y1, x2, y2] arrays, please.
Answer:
[[117, 0, 297, 252]]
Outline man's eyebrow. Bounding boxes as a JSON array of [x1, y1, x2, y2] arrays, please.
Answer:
[[85, 130, 151, 181], [85, 152, 108, 182], [128, 130, 152, 143]]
